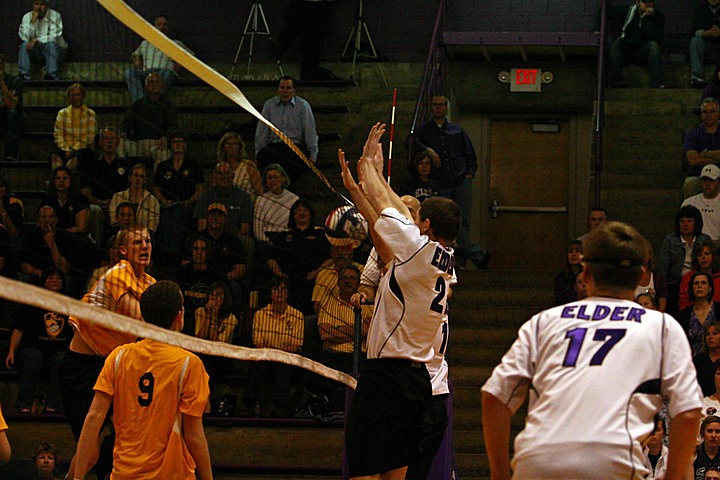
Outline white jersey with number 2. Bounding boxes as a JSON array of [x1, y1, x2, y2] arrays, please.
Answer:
[[482, 297, 702, 480]]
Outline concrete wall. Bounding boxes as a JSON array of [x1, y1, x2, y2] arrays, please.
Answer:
[[0, 0, 699, 64]]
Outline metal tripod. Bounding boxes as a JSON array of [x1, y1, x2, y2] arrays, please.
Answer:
[[230, 1, 284, 78], [339, 0, 387, 87]]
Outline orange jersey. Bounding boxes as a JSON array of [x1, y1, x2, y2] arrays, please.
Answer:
[[95, 339, 210, 480], [0, 404, 7, 432], [70, 260, 156, 357]]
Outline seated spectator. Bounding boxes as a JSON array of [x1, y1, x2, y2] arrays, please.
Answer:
[[254, 164, 299, 247], [683, 164, 720, 241], [658, 206, 711, 316], [20, 205, 72, 282], [194, 162, 252, 236], [679, 240, 720, 310], [0, 173, 24, 242], [76, 126, 129, 242], [17, 0, 67, 81], [50, 83, 96, 171], [255, 76, 318, 183], [244, 276, 304, 418], [218, 131, 263, 201], [399, 150, 439, 203], [194, 282, 237, 344], [5, 267, 72, 414], [704, 64, 720, 101], [690, 0, 720, 88], [198, 203, 247, 304], [153, 131, 204, 259], [267, 198, 330, 315], [177, 236, 224, 335], [634, 242, 668, 312], [679, 271, 720, 356], [642, 417, 668, 480], [577, 208, 608, 244], [122, 72, 177, 167], [635, 292, 658, 310], [708, 465, 720, 479], [605, 0, 665, 88], [109, 163, 160, 234], [574, 271, 588, 301], [312, 245, 364, 316], [84, 234, 120, 293], [696, 322, 720, 398], [106, 202, 136, 242], [684, 98, 720, 199], [39, 166, 89, 235], [124, 15, 192, 102], [695, 415, 720, 478], [32, 441, 61, 480], [553, 240, 583, 306], [0, 53, 24, 162]]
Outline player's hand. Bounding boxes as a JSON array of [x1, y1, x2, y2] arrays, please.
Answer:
[[338, 149, 361, 194], [361, 123, 386, 174], [5, 353, 14, 369]]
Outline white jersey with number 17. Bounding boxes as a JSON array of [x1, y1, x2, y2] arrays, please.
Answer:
[[482, 297, 702, 479], [366, 208, 456, 363]]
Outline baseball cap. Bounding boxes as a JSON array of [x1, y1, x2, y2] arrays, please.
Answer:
[[701, 164, 720, 180], [207, 202, 227, 215]]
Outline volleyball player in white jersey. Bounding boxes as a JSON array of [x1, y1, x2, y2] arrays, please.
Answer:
[[339, 124, 459, 480], [482, 221, 703, 480]]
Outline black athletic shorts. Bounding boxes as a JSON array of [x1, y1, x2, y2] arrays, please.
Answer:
[[345, 358, 432, 477], [57, 350, 106, 440]]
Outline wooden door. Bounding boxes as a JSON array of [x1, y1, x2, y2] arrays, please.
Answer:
[[487, 119, 570, 270]]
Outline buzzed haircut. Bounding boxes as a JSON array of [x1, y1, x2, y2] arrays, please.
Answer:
[[419, 196, 461, 243], [582, 221, 647, 290], [115, 223, 148, 249], [140, 280, 183, 329]]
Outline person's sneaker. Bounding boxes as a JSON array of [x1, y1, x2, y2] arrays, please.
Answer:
[[43, 74, 58, 81], [691, 76, 708, 88]]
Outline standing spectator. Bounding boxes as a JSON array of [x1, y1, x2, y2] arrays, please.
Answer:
[[658, 206, 711, 316], [50, 83, 96, 171], [0, 53, 24, 162], [271, 0, 338, 81], [5, 268, 71, 414], [124, 15, 192, 102], [255, 76, 318, 183], [684, 98, 720, 198], [690, 0, 720, 87], [17, 0, 67, 81], [414, 94, 489, 269], [122, 73, 177, 167], [683, 164, 720, 240], [606, 0, 665, 88], [553, 240, 583, 305], [39, 166, 89, 235], [109, 163, 160, 234], [218, 131, 263, 201], [244, 276, 304, 418], [153, 131, 204, 259]]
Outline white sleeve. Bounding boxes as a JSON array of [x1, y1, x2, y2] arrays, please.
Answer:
[[482, 316, 537, 413], [374, 207, 425, 262], [361, 248, 381, 287], [661, 314, 703, 417]]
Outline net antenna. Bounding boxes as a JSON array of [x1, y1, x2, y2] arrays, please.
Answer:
[[230, 1, 284, 78], [339, 0, 387, 87]]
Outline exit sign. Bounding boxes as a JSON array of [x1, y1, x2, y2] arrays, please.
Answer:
[[510, 68, 542, 92]]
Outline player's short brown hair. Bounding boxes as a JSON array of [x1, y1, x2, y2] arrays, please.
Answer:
[[140, 280, 183, 329], [582, 221, 647, 291], [419, 196, 460, 244]]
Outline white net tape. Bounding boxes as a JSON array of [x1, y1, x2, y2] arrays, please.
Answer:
[[0, 275, 357, 388]]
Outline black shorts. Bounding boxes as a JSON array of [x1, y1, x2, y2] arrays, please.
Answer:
[[345, 358, 432, 477], [406, 393, 450, 480], [57, 350, 106, 440]]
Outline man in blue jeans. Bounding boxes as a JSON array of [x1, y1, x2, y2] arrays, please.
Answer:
[[17, 0, 67, 81], [414, 95, 490, 269]]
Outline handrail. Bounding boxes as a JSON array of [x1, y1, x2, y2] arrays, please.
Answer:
[[593, 0, 608, 208], [408, 0, 449, 166]]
